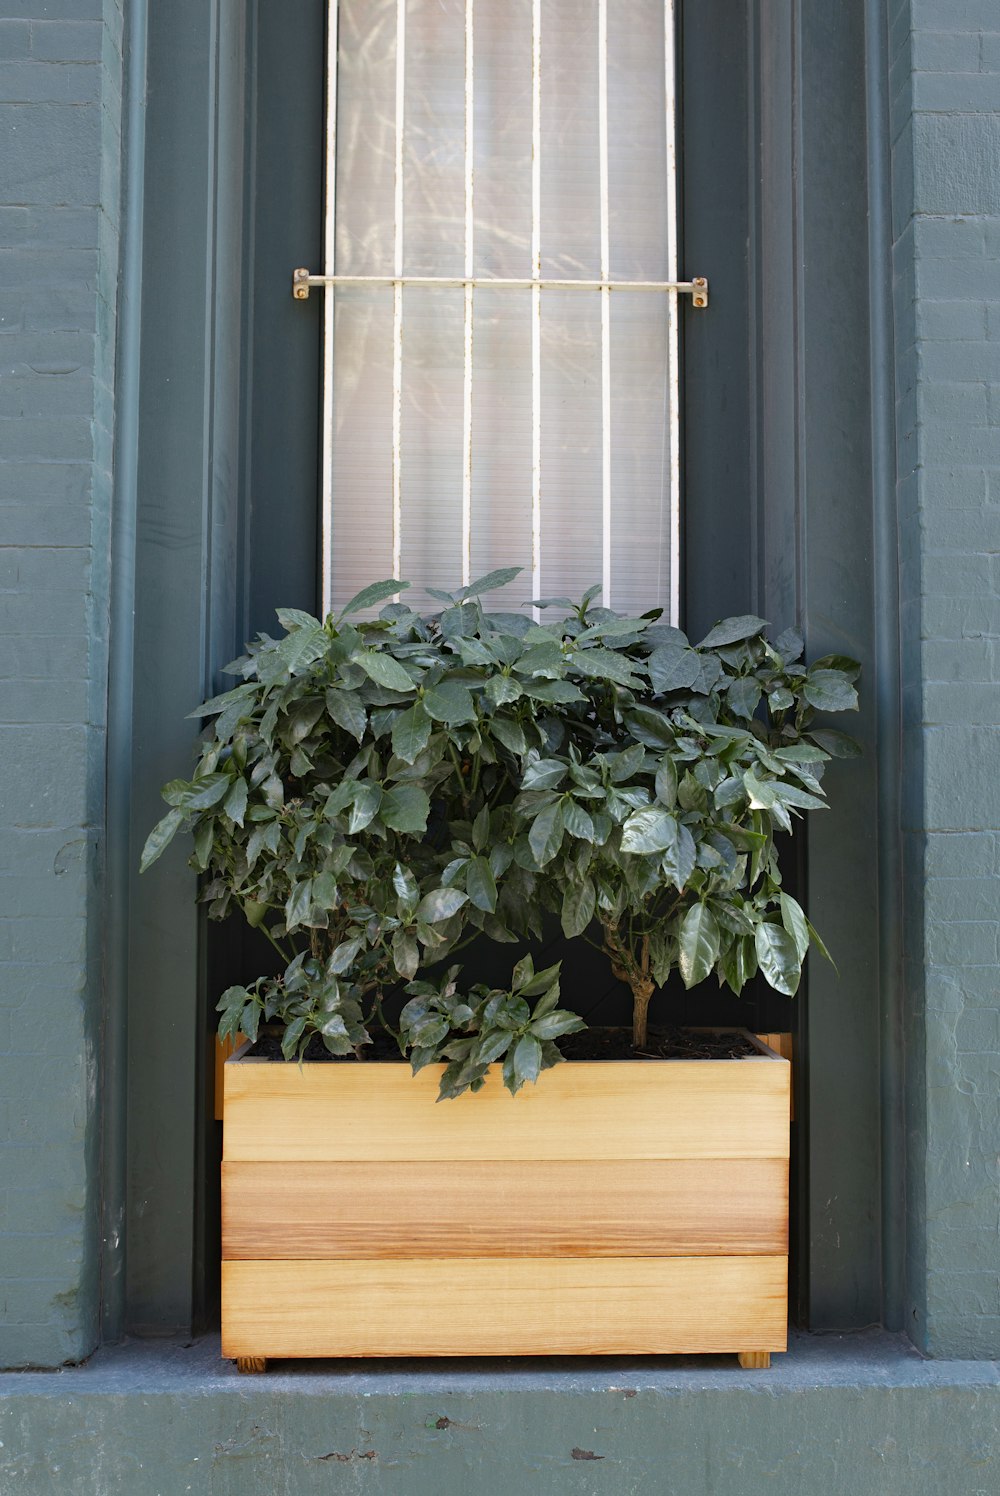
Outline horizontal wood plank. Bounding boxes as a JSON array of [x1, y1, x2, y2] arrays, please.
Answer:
[[222, 1158, 788, 1259], [223, 1054, 790, 1163], [221, 1255, 788, 1358]]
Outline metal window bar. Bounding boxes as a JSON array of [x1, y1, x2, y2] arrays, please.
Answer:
[[309, 0, 706, 623]]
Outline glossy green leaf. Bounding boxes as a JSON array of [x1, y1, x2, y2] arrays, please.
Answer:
[[808, 728, 862, 759], [337, 579, 409, 619], [390, 701, 432, 764], [392, 927, 420, 979], [139, 808, 186, 871], [727, 677, 761, 719], [423, 681, 477, 724], [620, 807, 678, 855], [647, 643, 701, 693], [356, 650, 415, 694], [625, 706, 674, 749], [654, 755, 678, 809], [779, 891, 810, 962], [679, 902, 721, 988], [522, 758, 566, 790], [223, 776, 248, 827], [512, 1033, 543, 1086], [562, 800, 595, 841], [348, 782, 382, 833], [803, 670, 859, 712], [485, 674, 522, 707], [755, 921, 801, 995], [415, 887, 469, 923], [162, 773, 230, 811], [461, 566, 522, 597], [696, 615, 767, 649], [528, 801, 565, 866], [393, 862, 419, 909], [561, 876, 596, 938], [530, 1010, 585, 1040], [466, 855, 498, 913], [325, 686, 367, 742], [328, 935, 364, 974], [569, 646, 642, 686], [380, 784, 430, 834]]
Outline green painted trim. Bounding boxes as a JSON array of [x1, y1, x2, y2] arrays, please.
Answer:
[[796, 0, 882, 1328], [125, 0, 251, 1333], [103, 0, 149, 1344], [864, 0, 906, 1336]]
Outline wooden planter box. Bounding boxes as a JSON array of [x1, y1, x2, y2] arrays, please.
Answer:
[[221, 1032, 790, 1368]]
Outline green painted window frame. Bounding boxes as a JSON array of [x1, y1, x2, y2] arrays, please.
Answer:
[[107, 0, 896, 1339]]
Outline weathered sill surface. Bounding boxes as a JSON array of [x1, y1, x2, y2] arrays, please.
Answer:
[[2, 1331, 999, 1495]]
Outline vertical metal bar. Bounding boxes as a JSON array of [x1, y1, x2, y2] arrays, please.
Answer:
[[664, 0, 681, 626], [321, 0, 339, 617], [392, 0, 406, 584], [531, 0, 542, 613], [462, 0, 475, 588], [598, 0, 612, 609]]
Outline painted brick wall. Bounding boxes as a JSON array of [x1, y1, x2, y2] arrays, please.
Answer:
[[0, 0, 124, 1367], [891, 0, 1000, 1358]]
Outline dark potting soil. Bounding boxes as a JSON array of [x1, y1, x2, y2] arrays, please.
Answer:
[[246, 1027, 759, 1064]]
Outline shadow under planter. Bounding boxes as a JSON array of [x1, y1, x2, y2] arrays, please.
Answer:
[[221, 1031, 790, 1368]]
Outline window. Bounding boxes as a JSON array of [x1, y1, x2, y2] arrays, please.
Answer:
[[309, 0, 693, 619]]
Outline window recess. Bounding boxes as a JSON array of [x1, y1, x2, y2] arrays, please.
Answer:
[[295, 0, 706, 621]]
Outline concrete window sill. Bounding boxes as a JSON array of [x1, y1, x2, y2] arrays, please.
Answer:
[[3, 1331, 1000, 1494]]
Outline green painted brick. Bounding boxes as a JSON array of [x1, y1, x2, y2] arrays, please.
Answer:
[[0, 918, 87, 967], [0, 373, 96, 421], [0, 0, 101, 17], [0, 504, 94, 548], [0, 18, 29, 57], [923, 639, 995, 683], [0, 101, 101, 206], [29, 19, 102, 61], [0, 60, 100, 104], [912, 114, 1000, 214], [0, 725, 91, 825], [914, 71, 1000, 111], [21, 206, 99, 249], [924, 683, 1000, 725], [0, 415, 96, 461], [912, 0, 1000, 29], [956, 1009, 1000, 1053], [0, 633, 92, 681], [925, 878, 1000, 923], [911, 31, 981, 71], [924, 727, 1000, 830], [917, 300, 987, 341]]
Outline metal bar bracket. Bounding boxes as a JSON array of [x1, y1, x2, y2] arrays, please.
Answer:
[[293, 267, 709, 307]]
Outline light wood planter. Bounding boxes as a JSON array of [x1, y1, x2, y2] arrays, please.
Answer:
[[221, 1031, 790, 1369]]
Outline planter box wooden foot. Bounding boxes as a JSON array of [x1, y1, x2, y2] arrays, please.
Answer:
[[222, 1031, 790, 1364], [236, 1356, 267, 1375], [737, 1350, 771, 1370]]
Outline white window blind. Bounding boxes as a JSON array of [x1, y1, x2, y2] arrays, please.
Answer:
[[320, 0, 680, 619]]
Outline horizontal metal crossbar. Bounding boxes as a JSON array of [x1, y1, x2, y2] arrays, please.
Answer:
[[293, 268, 708, 307]]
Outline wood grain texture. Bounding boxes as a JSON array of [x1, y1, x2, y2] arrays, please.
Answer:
[[214, 1034, 240, 1122], [222, 1157, 789, 1259], [754, 1032, 794, 1120], [223, 1051, 790, 1163], [738, 1351, 771, 1369], [221, 1255, 789, 1358]]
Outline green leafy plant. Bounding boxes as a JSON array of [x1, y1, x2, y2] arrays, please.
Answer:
[[142, 572, 859, 1091], [399, 955, 584, 1099], [507, 607, 860, 1044]]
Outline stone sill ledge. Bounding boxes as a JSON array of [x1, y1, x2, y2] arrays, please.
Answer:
[[4, 1331, 1000, 1496], [3, 1327, 998, 1393]]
